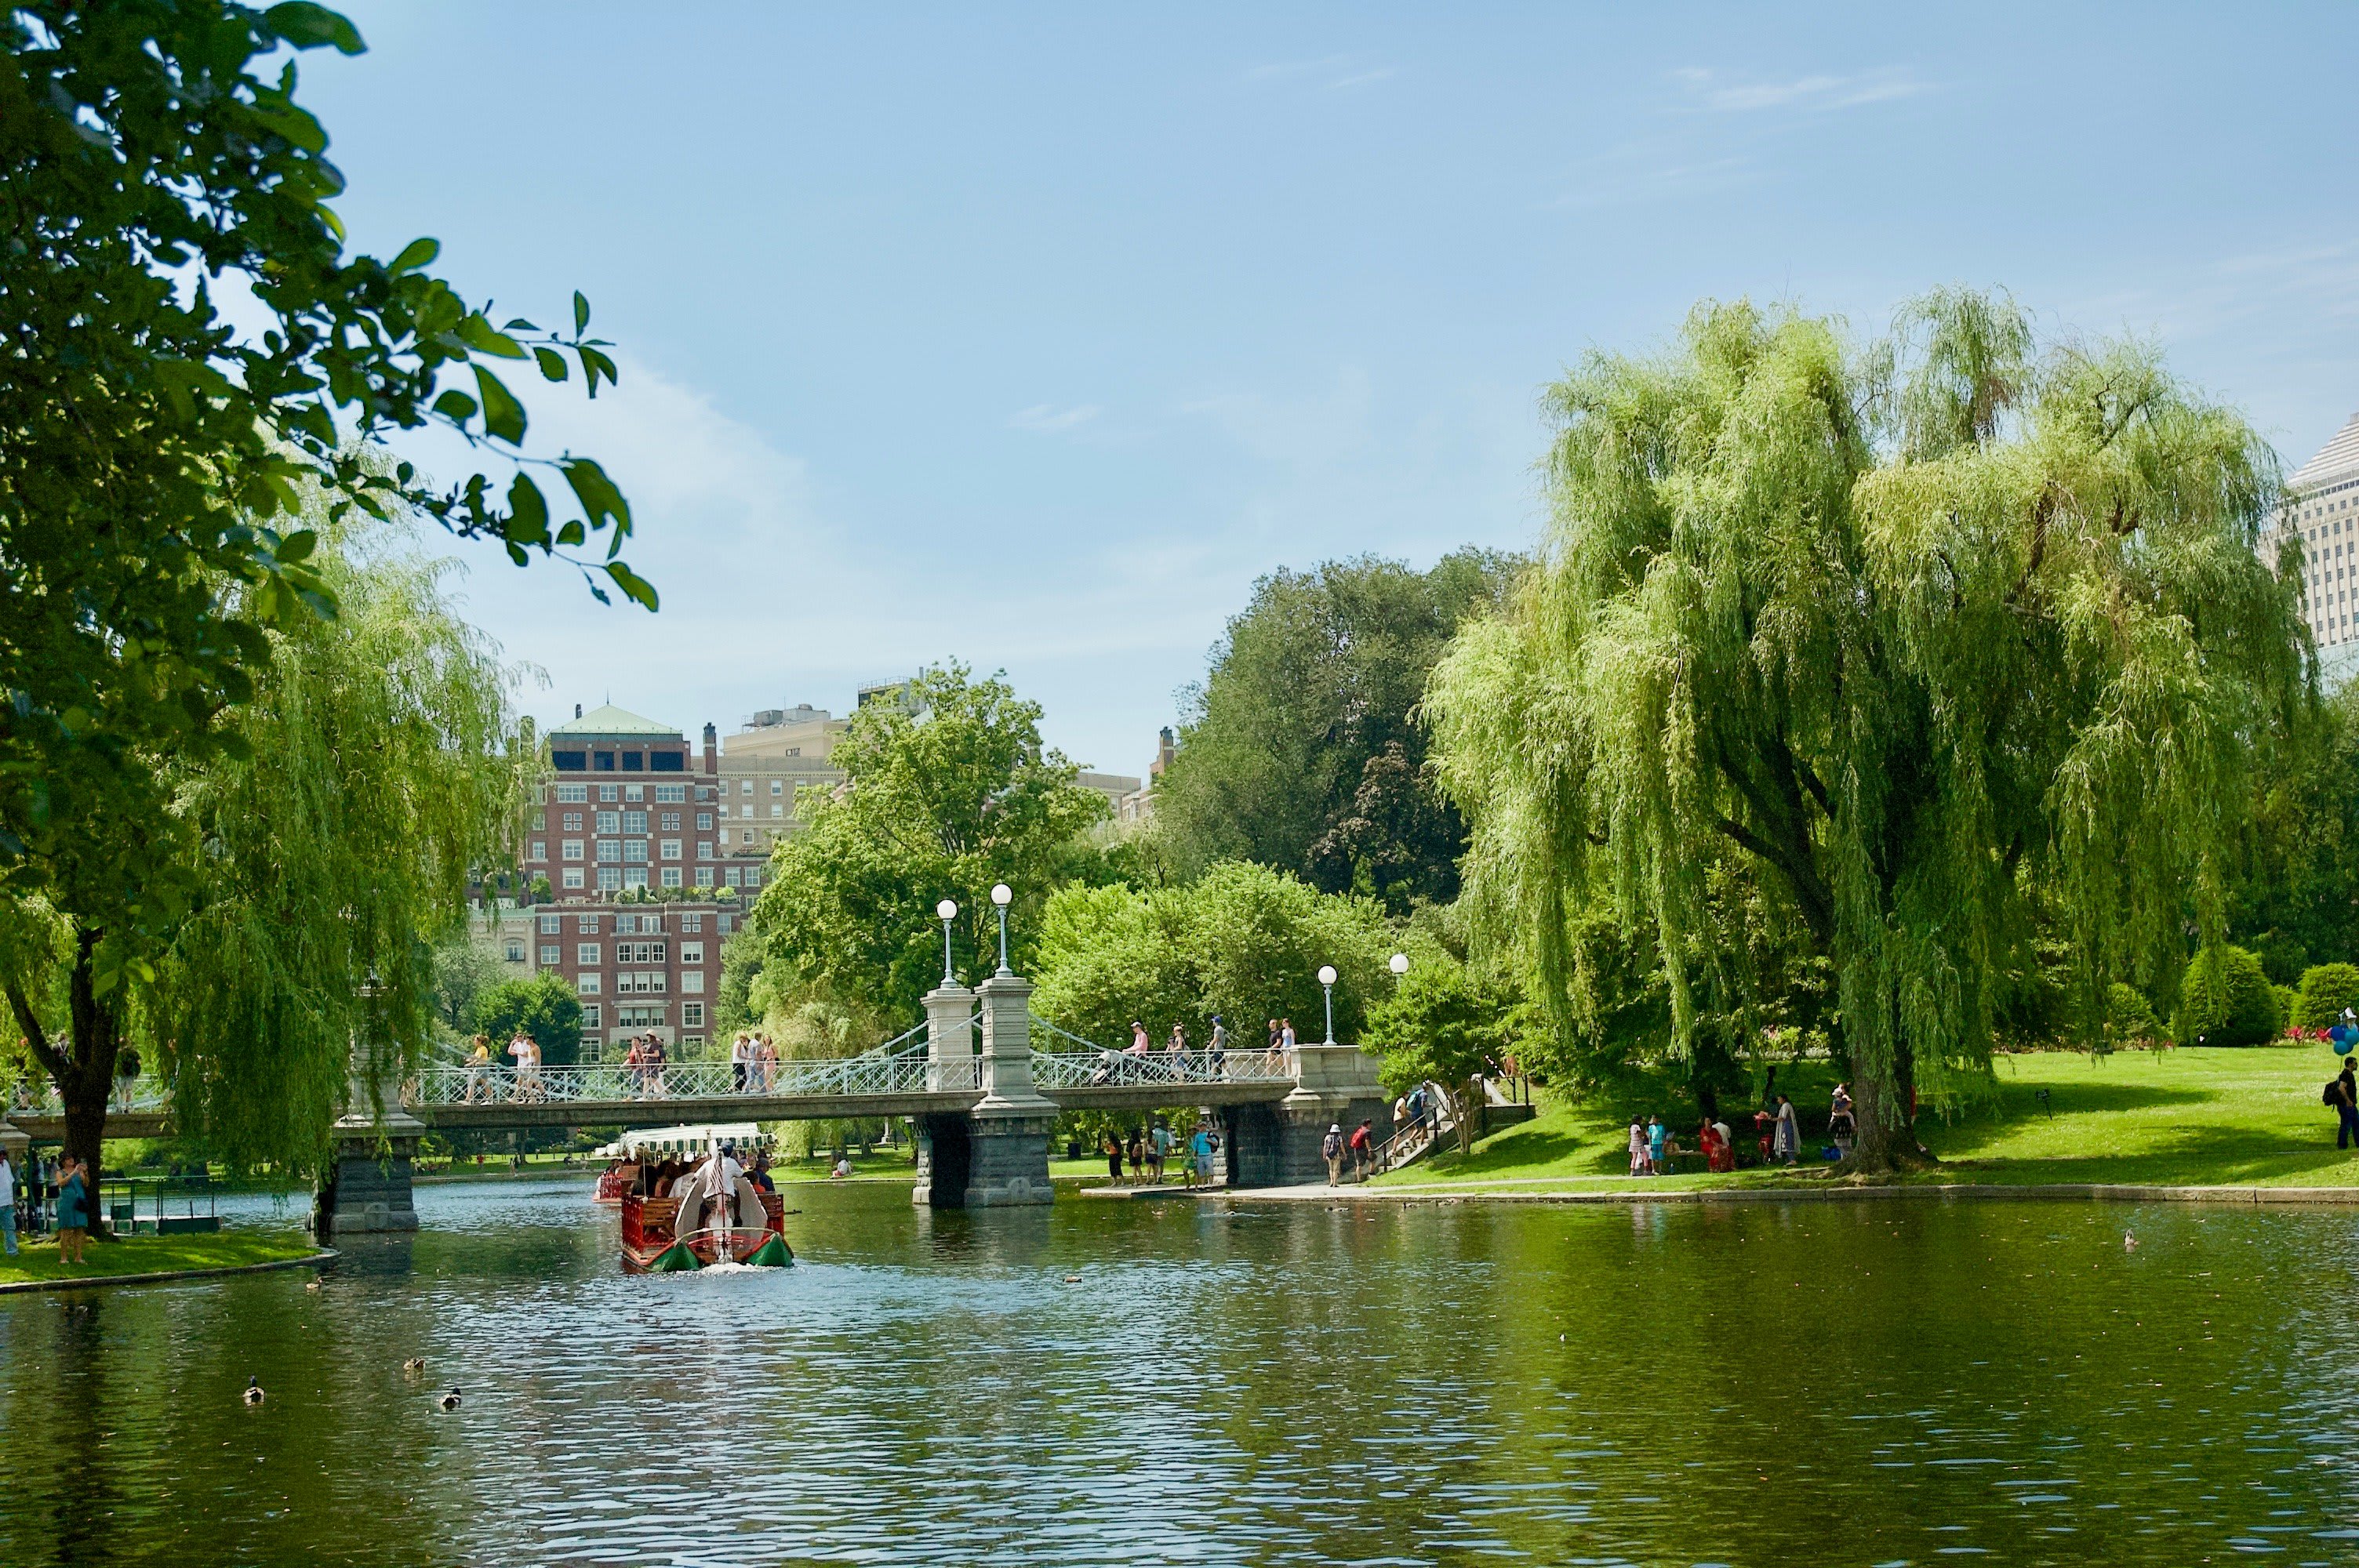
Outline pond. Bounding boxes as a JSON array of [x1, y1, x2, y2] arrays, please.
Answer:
[[1, 1177, 2354, 1566]]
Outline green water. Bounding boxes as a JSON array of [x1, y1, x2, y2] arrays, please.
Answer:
[[0, 1179, 2353, 1566]]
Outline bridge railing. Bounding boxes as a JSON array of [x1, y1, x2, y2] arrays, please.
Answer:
[[1027, 1047, 1292, 1092], [7, 1080, 171, 1116], [403, 1045, 972, 1107]]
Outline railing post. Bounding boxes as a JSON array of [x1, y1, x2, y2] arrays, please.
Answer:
[[921, 981, 976, 1092], [940, 970, 1056, 1207]]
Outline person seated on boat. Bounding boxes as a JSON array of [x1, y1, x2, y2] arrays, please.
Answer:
[[748, 1152, 775, 1193], [651, 1158, 682, 1198]]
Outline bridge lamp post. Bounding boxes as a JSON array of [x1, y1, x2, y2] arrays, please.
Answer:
[[990, 882, 1014, 976], [1318, 965, 1338, 1045], [936, 899, 959, 986], [1390, 952, 1409, 979]]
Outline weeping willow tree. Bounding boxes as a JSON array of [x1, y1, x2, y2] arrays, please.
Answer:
[[0, 515, 525, 1186], [1427, 291, 2309, 1169]]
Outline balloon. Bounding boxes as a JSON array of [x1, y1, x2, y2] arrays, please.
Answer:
[[2333, 1026, 2352, 1044], [2339, 1037, 2356, 1057]]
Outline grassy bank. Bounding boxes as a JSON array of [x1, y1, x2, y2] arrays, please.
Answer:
[[0, 1232, 318, 1289], [1376, 1044, 2359, 1192]]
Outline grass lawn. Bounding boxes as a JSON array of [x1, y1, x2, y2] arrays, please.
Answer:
[[0, 1230, 318, 1289], [1376, 1044, 2359, 1192]]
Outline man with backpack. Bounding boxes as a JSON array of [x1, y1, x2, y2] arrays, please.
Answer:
[[2327, 1060, 2359, 1149], [1321, 1123, 1345, 1185]]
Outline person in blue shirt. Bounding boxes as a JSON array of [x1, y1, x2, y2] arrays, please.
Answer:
[[1189, 1124, 1216, 1189], [1645, 1116, 1667, 1177], [55, 1154, 89, 1265]]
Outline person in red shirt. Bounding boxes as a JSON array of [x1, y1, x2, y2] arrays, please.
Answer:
[[1348, 1119, 1375, 1178]]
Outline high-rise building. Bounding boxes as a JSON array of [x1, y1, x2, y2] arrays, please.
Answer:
[[2274, 410, 2359, 652]]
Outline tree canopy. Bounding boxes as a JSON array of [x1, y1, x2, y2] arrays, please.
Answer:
[[1029, 861, 1395, 1052], [1427, 291, 2308, 1167], [1153, 550, 1520, 911], [749, 665, 1110, 1029], [470, 973, 587, 1069]]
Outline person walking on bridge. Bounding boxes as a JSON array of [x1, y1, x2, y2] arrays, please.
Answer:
[[463, 1034, 493, 1104]]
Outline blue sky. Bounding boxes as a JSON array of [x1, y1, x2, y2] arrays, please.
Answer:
[[302, 3, 2359, 779]]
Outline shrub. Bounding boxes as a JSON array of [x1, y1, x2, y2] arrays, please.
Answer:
[[2106, 982, 2161, 1044], [2172, 945, 2281, 1047], [2295, 964, 2359, 1031]]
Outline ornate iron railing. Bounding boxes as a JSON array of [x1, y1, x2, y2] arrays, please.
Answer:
[[402, 1043, 970, 1107], [7, 1081, 171, 1115], [1027, 1047, 1292, 1091]]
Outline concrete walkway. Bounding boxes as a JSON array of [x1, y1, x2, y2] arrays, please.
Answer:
[[1196, 1180, 2359, 1207]]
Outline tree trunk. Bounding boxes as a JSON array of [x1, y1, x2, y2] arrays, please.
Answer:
[[5, 928, 124, 1236]]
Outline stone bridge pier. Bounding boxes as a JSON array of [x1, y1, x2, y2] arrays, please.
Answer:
[[912, 970, 1057, 1208], [1220, 1042, 1392, 1187], [313, 1033, 423, 1239]]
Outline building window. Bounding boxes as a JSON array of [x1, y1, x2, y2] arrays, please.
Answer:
[[681, 969, 705, 994], [581, 1004, 602, 1029], [622, 840, 648, 863], [595, 811, 620, 834], [562, 840, 583, 862], [619, 942, 667, 964], [562, 868, 586, 889], [557, 783, 588, 804], [539, 915, 562, 935], [539, 945, 561, 965], [532, 811, 546, 830], [621, 751, 643, 771], [719, 915, 735, 935], [659, 812, 680, 833], [696, 812, 712, 831], [599, 785, 619, 803], [577, 943, 600, 965], [769, 779, 783, 796], [504, 940, 525, 963], [598, 866, 622, 891], [529, 841, 547, 862], [745, 867, 763, 889], [656, 784, 686, 804], [618, 1003, 668, 1027], [683, 1003, 704, 1028], [740, 779, 754, 795], [622, 811, 647, 835], [623, 866, 648, 888], [740, 804, 753, 819], [681, 942, 704, 964], [660, 839, 682, 861], [681, 1034, 704, 1051], [593, 840, 618, 863], [769, 804, 783, 818], [696, 842, 712, 860], [594, 750, 616, 771], [563, 812, 583, 831], [577, 915, 600, 934], [625, 784, 645, 802], [577, 973, 602, 996], [725, 866, 741, 887], [682, 913, 702, 933], [651, 751, 685, 772], [661, 867, 683, 888]]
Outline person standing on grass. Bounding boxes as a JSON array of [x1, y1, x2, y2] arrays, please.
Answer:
[[1772, 1094, 1801, 1164], [0, 1146, 16, 1258], [1646, 1115, 1667, 1175], [54, 1155, 88, 1265], [2331, 1060, 2359, 1150]]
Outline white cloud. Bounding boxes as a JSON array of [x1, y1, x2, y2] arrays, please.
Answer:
[[1242, 55, 1397, 92], [1670, 65, 1928, 114], [1009, 402, 1102, 433]]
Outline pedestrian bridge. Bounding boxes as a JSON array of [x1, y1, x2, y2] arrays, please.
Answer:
[[400, 1042, 1300, 1130]]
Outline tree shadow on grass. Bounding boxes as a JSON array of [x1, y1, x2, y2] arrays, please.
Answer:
[[1929, 1123, 2358, 1186], [1414, 1123, 1601, 1181]]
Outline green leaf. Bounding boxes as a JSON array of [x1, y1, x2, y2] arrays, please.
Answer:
[[266, 2, 365, 54], [455, 314, 527, 360], [559, 458, 632, 538], [578, 345, 619, 397], [555, 521, 587, 546], [573, 292, 591, 335], [507, 474, 551, 547], [473, 366, 527, 445], [389, 237, 440, 274], [605, 560, 660, 612], [432, 389, 478, 423], [276, 529, 318, 564], [502, 318, 541, 332], [533, 347, 569, 383]]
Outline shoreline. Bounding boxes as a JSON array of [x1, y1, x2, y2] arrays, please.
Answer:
[[0, 1247, 336, 1296], [1214, 1179, 2359, 1207]]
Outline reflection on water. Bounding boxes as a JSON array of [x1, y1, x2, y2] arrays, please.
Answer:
[[3, 1177, 2357, 1566]]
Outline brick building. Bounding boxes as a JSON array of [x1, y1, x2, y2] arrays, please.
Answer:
[[518, 703, 773, 1060]]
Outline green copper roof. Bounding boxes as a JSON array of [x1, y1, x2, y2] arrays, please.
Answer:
[[549, 703, 678, 739]]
